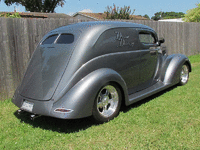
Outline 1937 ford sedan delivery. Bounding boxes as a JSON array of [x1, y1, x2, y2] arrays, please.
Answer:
[[12, 21, 191, 123]]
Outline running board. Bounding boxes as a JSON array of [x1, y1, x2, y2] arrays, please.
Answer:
[[127, 81, 171, 105]]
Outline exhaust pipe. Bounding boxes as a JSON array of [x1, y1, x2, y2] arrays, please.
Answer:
[[30, 114, 41, 121], [18, 109, 41, 120], [17, 109, 24, 115]]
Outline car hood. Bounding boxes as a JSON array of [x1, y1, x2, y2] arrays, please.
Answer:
[[19, 44, 75, 100]]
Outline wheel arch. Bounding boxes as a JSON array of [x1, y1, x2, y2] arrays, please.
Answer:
[[51, 68, 128, 119], [161, 54, 192, 85], [184, 60, 192, 72]]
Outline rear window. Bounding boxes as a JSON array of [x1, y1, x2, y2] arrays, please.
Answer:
[[42, 34, 58, 45], [42, 34, 74, 45], [56, 34, 74, 44]]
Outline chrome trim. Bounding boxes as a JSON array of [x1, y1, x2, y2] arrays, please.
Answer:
[[97, 85, 119, 117], [54, 108, 74, 113]]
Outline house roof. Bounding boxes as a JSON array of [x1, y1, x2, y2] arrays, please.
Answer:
[[158, 18, 184, 22], [130, 15, 148, 20], [73, 12, 105, 20], [73, 12, 148, 20], [0, 12, 73, 19]]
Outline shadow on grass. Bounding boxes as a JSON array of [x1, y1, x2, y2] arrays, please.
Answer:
[[14, 84, 178, 133], [14, 111, 97, 134], [120, 84, 178, 113]]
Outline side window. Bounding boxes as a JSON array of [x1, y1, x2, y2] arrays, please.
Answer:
[[42, 34, 58, 45], [139, 32, 155, 44], [56, 34, 74, 44]]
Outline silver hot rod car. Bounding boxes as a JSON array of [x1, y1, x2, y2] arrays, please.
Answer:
[[12, 21, 191, 123]]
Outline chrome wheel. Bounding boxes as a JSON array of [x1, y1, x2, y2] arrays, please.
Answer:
[[97, 85, 119, 117], [92, 83, 122, 123], [180, 64, 189, 85]]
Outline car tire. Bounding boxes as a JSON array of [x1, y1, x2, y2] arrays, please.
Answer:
[[92, 83, 122, 123], [179, 63, 189, 86]]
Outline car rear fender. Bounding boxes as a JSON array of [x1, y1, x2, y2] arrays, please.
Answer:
[[51, 68, 128, 119], [160, 54, 191, 84]]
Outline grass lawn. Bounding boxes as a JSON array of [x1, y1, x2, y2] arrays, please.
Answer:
[[1, 54, 200, 149]]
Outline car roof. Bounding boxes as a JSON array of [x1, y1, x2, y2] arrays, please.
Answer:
[[51, 21, 154, 33]]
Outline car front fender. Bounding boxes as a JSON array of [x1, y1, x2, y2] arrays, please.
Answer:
[[50, 68, 128, 119], [161, 54, 191, 84]]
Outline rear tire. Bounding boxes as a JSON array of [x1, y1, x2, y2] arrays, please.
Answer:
[[92, 83, 122, 123]]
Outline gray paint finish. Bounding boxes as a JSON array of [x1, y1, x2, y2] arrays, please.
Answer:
[[12, 21, 191, 120], [19, 29, 80, 100]]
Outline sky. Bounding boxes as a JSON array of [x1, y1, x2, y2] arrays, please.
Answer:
[[0, 0, 199, 17]]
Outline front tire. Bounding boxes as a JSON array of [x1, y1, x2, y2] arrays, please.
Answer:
[[92, 83, 122, 123], [179, 63, 189, 85]]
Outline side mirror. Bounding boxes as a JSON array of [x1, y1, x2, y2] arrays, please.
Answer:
[[158, 37, 165, 46]]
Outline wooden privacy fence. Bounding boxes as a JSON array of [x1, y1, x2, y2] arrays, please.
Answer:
[[0, 18, 200, 100]]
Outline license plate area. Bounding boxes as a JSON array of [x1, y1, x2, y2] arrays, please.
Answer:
[[21, 100, 34, 112]]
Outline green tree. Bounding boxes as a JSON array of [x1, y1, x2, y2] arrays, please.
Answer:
[[162, 12, 184, 19], [151, 11, 185, 20], [183, 3, 200, 22], [1, 0, 65, 13], [151, 12, 162, 20], [104, 4, 135, 19], [143, 14, 150, 19]]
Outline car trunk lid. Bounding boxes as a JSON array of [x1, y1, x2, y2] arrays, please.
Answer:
[[19, 42, 75, 101]]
